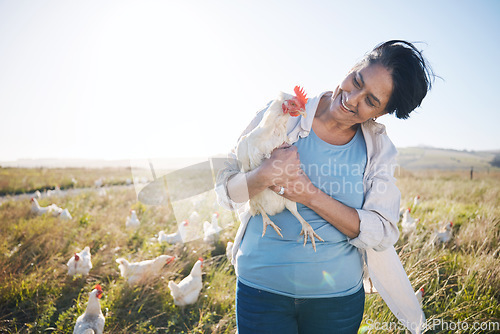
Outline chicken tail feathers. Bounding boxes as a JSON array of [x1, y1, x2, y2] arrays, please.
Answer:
[[168, 281, 181, 298]]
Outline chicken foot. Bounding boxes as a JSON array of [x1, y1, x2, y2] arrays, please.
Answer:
[[256, 203, 283, 238], [286, 202, 324, 252]]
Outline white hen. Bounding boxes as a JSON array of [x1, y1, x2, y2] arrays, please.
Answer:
[[30, 198, 63, 216], [203, 213, 222, 243], [168, 258, 203, 306], [401, 208, 419, 235], [67, 246, 93, 276], [60, 208, 73, 220], [116, 255, 175, 285], [73, 284, 105, 334], [158, 220, 189, 244], [235, 86, 323, 251], [226, 241, 234, 263], [434, 221, 453, 243], [415, 287, 425, 305], [125, 210, 140, 230]]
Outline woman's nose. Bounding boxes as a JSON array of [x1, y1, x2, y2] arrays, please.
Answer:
[[345, 90, 361, 108]]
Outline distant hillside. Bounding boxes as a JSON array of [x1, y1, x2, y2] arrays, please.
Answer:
[[397, 147, 499, 171], [1, 149, 499, 171]]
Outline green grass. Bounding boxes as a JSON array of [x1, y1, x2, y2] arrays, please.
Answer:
[[0, 168, 499, 333], [0, 167, 136, 196]]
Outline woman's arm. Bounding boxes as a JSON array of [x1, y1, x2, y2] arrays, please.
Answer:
[[269, 172, 361, 239], [227, 145, 304, 203]]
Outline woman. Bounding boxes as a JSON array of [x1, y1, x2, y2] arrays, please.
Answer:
[[216, 40, 433, 334]]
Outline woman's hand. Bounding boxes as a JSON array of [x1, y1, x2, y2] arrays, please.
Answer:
[[261, 144, 319, 205]]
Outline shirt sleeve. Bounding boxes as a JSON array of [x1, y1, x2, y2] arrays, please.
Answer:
[[348, 134, 401, 251], [214, 102, 271, 211]]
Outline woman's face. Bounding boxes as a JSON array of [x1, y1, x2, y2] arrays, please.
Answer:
[[329, 62, 393, 126]]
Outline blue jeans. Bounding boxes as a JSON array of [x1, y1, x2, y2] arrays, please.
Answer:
[[236, 280, 364, 334]]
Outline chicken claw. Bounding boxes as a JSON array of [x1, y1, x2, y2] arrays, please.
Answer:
[[299, 222, 324, 252], [261, 210, 283, 238]]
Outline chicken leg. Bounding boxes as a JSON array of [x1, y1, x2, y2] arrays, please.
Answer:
[[286, 201, 324, 251], [256, 203, 283, 238]]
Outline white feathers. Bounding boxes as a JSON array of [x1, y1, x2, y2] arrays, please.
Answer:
[[125, 210, 140, 230], [116, 255, 175, 285], [73, 286, 105, 334], [401, 209, 419, 235], [158, 220, 189, 244], [168, 259, 203, 306], [67, 246, 93, 276], [203, 213, 222, 244]]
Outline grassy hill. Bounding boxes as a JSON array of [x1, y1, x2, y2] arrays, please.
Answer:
[[397, 147, 499, 171]]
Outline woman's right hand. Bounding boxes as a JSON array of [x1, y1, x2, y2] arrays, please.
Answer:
[[258, 143, 303, 188]]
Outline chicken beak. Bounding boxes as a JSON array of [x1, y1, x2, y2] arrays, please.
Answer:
[[299, 109, 307, 118]]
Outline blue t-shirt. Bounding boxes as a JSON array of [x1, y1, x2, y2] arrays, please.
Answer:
[[236, 127, 367, 298]]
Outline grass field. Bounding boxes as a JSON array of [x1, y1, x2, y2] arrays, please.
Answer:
[[0, 167, 499, 333]]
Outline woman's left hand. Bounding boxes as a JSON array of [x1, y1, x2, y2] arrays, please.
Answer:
[[269, 168, 319, 205]]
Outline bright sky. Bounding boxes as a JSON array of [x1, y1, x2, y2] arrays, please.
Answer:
[[0, 0, 499, 161]]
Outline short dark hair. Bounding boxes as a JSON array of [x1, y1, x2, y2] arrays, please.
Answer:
[[354, 40, 434, 119]]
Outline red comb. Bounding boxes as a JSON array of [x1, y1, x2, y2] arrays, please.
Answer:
[[94, 284, 102, 292], [198, 257, 203, 262], [294, 86, 308, 106], [166, 256, 175, 264]]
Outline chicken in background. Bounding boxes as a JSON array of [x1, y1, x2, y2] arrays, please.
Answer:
[[235, 86, 323, 251], [125, 210, 140, 230], [73, 284, 105, 334], [401, 208, 419, 235], [94, 178, 104, 188], [60, 208, 73, 220], [67, 246, 93, 276], [188, 211, 201, 225], [434, 221, 453, 244], [226, 241, 234, 263], [30, 198, 63, 217], [47, 185, 61, 197], [158, 220, 189, 244], [116, 254, 175, 285], [413, 195, 421, 208], [203, 213, 222, 244], [168, 258, 203, 306], [415, 287, 425, 305]]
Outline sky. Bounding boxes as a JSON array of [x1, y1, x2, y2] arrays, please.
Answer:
[[0, 0, 499, 162]]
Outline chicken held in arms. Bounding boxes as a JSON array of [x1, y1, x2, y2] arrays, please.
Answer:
[[235, 86, 323, 251]]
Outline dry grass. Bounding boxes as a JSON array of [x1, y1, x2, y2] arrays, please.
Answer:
[[0, 168, 498, 333]]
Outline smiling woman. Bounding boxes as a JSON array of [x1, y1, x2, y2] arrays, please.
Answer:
[[216, 40, 434, 334]]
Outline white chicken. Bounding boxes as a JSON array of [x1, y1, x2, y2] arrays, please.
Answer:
[[47, 185, 61, 197], [158, 220, 189, 244], [30, 198, 63, 216], [434, 221, 453, 243], [116, 254, 175, 285], [94, 178, 103, 188], [33, 190, 42, 199], [235, 86, 323, 250], [67, 246, 93, 276], [203, 213, 222, 243], [125, 210, 140, 230], [415, 287, 425, 305], [60, 208, 73, 220], [73, 284, 105, 334], [226, 241, 234, 263], [168, 258, 203, 306], [188, 210, 200, 224], [413, 195, 421, 208], [401, 208, 419, 235]]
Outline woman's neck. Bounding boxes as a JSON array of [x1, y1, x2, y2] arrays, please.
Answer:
[[313, 95, 359, 145]]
